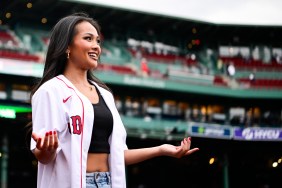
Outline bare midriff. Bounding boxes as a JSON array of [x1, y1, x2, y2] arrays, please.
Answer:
[[87, 153, 109, 172]]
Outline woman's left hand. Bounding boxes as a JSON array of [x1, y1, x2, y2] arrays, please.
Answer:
[[159, 137, 199, 158]]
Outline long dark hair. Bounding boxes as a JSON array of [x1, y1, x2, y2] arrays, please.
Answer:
[[26, 12, 110, 148], [31, 12, 110, 98]]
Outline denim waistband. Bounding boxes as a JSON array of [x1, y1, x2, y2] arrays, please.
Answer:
[[86, 172, 110, 178], [86, 172, 111, 185]]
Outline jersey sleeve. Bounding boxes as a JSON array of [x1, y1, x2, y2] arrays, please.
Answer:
[[30, 87, 65, 152]]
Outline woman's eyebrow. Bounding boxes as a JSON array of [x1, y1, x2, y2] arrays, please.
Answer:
[[84, 33, 99, 37]]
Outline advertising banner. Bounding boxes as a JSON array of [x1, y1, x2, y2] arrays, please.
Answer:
[[189, 123, 232, 139], [233, 127, 282, 141]]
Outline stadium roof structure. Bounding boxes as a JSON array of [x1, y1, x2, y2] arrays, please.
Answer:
[[1, 0, 282, 48], [65, 0, 282, 27]]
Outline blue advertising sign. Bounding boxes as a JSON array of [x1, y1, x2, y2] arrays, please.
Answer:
[[189, 123, 232, 139], [234, 127, 282, 141]]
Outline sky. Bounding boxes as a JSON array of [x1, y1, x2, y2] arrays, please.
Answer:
[[66, 0, 282, 26]]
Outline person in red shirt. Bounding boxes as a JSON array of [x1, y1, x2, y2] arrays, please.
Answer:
[[140, 57, 150, 77]]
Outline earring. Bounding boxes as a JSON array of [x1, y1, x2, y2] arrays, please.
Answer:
[[66, 50, 70, 59]]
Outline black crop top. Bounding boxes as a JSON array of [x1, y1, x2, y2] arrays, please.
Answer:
[[88, 87, 113, 153]]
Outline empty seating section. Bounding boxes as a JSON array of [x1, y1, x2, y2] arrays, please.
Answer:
[[165, 63, 215, 85], [220, 57, 282, 70], [0, 26, 41, 62], [138, 60, 168, 74], [14, 26, 49, 53], [101, 41, 131, 65], [234, 70, 282, 79], [219, 56, 282, 88], [98, 63, 137, 75], [213, 76, 228, 87], [1, 25, 282, 89], [238, 78, 282, 88], [128, 48, 197, 66], [98, 41, 138, 75], [0, 50, 40, 62], [0, 30, 18, 47], [128, 48, 204, 82]]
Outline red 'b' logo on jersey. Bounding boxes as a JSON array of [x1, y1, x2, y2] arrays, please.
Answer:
[[68, 115, 82, 135]]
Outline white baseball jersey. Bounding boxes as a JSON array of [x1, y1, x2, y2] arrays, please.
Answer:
[[30, 75, 128, 188]]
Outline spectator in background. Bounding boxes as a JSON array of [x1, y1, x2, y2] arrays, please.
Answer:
[[226, 62, 236, 78], [135, 46, 143, 60], [29, 12, 199, 188], [275, 54, 282, 64], [140, 57, 150, 77], [249, 72, 256, 83], [217, 58, 224, 73], [249, 72, 255, 80], [248, 68, 256, 84]]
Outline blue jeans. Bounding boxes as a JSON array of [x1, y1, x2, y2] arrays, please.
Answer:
[[86, 172, 111, 188]]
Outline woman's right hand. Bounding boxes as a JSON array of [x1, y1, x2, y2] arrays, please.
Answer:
[[31, 131, 59, 164]]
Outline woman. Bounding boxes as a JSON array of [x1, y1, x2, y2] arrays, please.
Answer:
[[30, 12, 199, 188]]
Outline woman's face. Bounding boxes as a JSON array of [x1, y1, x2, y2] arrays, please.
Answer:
[[67, 21, 101, 70]]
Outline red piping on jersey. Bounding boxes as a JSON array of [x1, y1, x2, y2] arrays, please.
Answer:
[[56, 76, 85, 188]]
